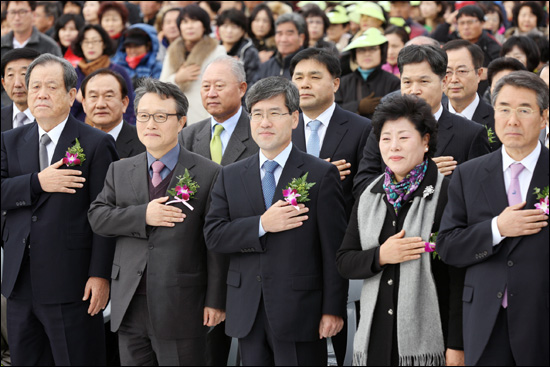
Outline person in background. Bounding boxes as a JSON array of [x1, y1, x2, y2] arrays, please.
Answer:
[[382, 25, 409, 77], [484, 56, 527, 104], [389, 1, 427, 39], [62, 0, 83, 15], [539, 63, 549, 147], [266, 1, 293, 20], [98, 1, 128, 49], [160, 4, 226, 125], [33, 1, 59, 38], [419, 1, 445, 34], [82, 1, 100, 25], [301, 4, 339, 57], [156, 7, 181, 61], [197, 0, 221, 37], [217, 8, 260, 86], [500, 35, 541, 72], [480, 2, 506, 45], [71, 24, 136, 124], [354, 2, 386, 39], [504, 1, 548, 39], [336, 28, 400, 119], [325, 5, 351, 54], [53, 13, 84, 67], [248, 3, 276, 64], [539, 62, 549, 86], [139, 0, 162, 26]]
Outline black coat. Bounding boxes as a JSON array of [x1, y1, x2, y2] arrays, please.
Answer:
[[1, 104, 13, 132], [252, 48, 303, 85], [115, 121, 145, 158], [226, 38, 261, 86], [337, 160, 464, 365], [471, 98, 502, 152]]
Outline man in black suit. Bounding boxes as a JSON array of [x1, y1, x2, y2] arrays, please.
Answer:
[[1, 54, 118, 365], [442, 40, 501, 151], [81, 68, 145, 159], [1, 48, 41, 132], [353, 45, 491, 197], [437, 71, 549, 366], [204, 77, 348, 365], [290, 48, 372, 220]]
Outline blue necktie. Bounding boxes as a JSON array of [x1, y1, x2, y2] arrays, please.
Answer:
[[307, 120, 322, 157], [262, 160, 279, 210]]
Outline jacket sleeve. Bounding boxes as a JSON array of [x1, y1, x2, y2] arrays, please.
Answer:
[[1, 134, 34, 212], [431, 22, 452, 43], [468, 123, 491, 160]]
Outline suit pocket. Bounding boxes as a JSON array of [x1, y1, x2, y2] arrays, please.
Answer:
[[462, 285, 474, 303], [226, 270, 241, 288], [292, 275, 322, 290], [111, 264, 120, 280]]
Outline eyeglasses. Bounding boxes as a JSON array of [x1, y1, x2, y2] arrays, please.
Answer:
[[457, 19, 480, 27], [7, 9, 31, 17], [136, 112, 179, 123], [445, 68, 475, 78], [249, 111, 290, 122], [495, 106, 537, 119], [82, 39, 103, 47]]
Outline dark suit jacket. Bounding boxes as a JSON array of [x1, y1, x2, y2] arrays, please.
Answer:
[[293, 105, 372, 218], [1, 104, 13, 132], [437, 147, 549, 366], [179, 110, 258, 166], [353, 108, 491, 198], [1, 115, 118, 303], [88, 147, 226, 340], [471, 98, 501, 152], [115, 121, 145, 158], [204, 146, 348, 342]]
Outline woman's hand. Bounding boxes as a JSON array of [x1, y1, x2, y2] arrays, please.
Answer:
[[258, 50, 274, 63], [379, 229, 426, 266], [446, 348, 464, 366], [175, 64, 201, 84]]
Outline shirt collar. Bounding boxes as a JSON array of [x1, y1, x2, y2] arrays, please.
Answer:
[[12, 103, 34, 123], [448, 93, 480, 121], [434, 104, 444, 121], [210, 106, 242, 136], [259, 142, 293, 171], [501, 141, 541, 174], [147, 143, 180, 172], [107, 120, 124, 141], [37, 114, 70, 148], [303, 102, 336, 128]]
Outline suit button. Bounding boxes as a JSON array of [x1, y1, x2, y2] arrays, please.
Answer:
[[387, 279, 393, 285], [137, 270, 143, 276], [2, 210, 6, 216], [388, 309, 393, 315], [22, 239, 26, 244], [149, 245, 154, 250], [507, 260, 514, 267], [256, 275, 262, 282], [497, 292, 503, 299], [31, 216, 37, 222]]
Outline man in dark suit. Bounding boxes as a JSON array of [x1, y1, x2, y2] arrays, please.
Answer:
[[442, 40, 501, 151], [88, 78, 226, 366], [353, 45, 491, 197], [179, 56, 257, 365], [204, 77, 348, 365], [1, 48, 41, 132], [1, 54, 118, 365], [81, 68, 145, 159], [437, 71, 549, 366]]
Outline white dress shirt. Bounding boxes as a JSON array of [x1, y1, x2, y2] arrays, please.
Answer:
[[303, 103, 336, 152], [13, 37, 30, 49], [434, 104, 444, 121], [12, 103, 34, 128], [448, 93, 480, 121], [107, 120, 124, 141], [37, 115, 69, 166], [491, 142, 542, 245]]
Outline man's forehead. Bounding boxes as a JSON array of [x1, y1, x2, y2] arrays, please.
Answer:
[[87, 74, 121, 91], [5, 59, 33, 70]]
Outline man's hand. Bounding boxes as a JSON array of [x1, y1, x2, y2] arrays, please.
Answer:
[[326, 158, 351, 181], [432, 156, 457, 176], [379, 229, 425, 266], [258, 50, 275, 63], [146, 196, 186, 227], [175, 64, 201, 84], [497, 201, 548, 237], [319, 314, 344, 339], [83, 277, 109, 316], [260, 200, 309, 233], [203, 307, 226, 327], [445, 348, 464, 366], [37, 159, 86, 194]]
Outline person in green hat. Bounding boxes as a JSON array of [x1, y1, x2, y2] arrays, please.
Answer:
[[352, 2, 387, 42], [335, 28, 400, 119], [325, 5, 352, 54]]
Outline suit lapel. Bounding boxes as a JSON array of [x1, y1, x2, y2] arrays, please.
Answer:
[[222, 112, 249, 165], [293, 116, 307, 152], [130, 155, 150, 205], [481, 151, 508, 217], [241, 154, 266, 215], [436, 109, 454, 156], [18, 124, 40, 174], [194, 121, 212, 159], [273, 146, 305, 204], [116, 122, 132, 157], [319, 106, 348, 159]]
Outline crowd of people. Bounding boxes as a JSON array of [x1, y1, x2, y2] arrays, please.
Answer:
[[0, 1, 549, 366]]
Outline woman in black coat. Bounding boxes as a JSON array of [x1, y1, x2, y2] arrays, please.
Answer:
[[336, 95, 464, 366]]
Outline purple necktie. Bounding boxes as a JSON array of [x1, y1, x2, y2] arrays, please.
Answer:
[[151, 160, 165, 187], [502, 163, 525, 308]]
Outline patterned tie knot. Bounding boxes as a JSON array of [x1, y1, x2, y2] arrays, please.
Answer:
[[263, 160, 278, 174], [213, 124, 224, 136], [152, 160, 165, 173], [308, 119, 321, 132], [510, 162, 525, 179], [15, 112, 27, 127], [40, 133, 51, 146]]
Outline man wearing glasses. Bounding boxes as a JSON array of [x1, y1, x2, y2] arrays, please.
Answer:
[[89, 78, 227, 365]]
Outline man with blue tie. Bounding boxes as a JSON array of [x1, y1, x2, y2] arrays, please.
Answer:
[[204, 76, 348, 365], [437, 71, 549, 366]]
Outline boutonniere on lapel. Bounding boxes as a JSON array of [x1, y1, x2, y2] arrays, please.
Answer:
[[533, 186, 549, 215], [166, 169, 199, 211], [424, 232, 441, 260], [423, 185, 435, 198], [485, 126, 497, 144], [63, 138, 86, 167], [283, 172, 316, 210]]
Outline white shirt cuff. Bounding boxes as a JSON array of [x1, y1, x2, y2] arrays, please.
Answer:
[[491, 216, 506, 246], [259, 218, 266, 237]]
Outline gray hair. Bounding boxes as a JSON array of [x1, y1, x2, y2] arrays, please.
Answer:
[[204, 55, 246, 84], [134, 78, 189, 118], [492, 71, 549, 114], [25, 53, 77, 92], [245, 76, 299, 113], [405, 36, 440, 47], [275, 13, 307, 35]]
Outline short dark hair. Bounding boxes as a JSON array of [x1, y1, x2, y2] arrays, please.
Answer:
[[81, 68, 128, 99], [98, 1, 129, 26], [487, 57, 527, 86], [1, 48, 41, 78], [492, 70, 549, 113], [456, 5, 485, 22], [134, 78, 189, 118], [290, 48, 341, 79], [7, 1, 37, 11], [217, 8, 247, 31], [36, 1, 60, 19], [372, 94, 438, 159], [442, 39, 484, 69], [72, 24, 116, 58], [25, 53, 78, 92], [248, 3, 275, 40], [178, 4, 211, 36], [246, 76, 300, 114], [64, 1, 84, 12], [384, 25, 409, 46], [301, 4, 330, 33], [53, 13, 85, 45], [397, 45, 447, 79], [528, 34, 549, 64], [198, 1, 221, 14], [500, 36, 541, 72], [512, 1, 545, 29], [479, 2, 503, 28]]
